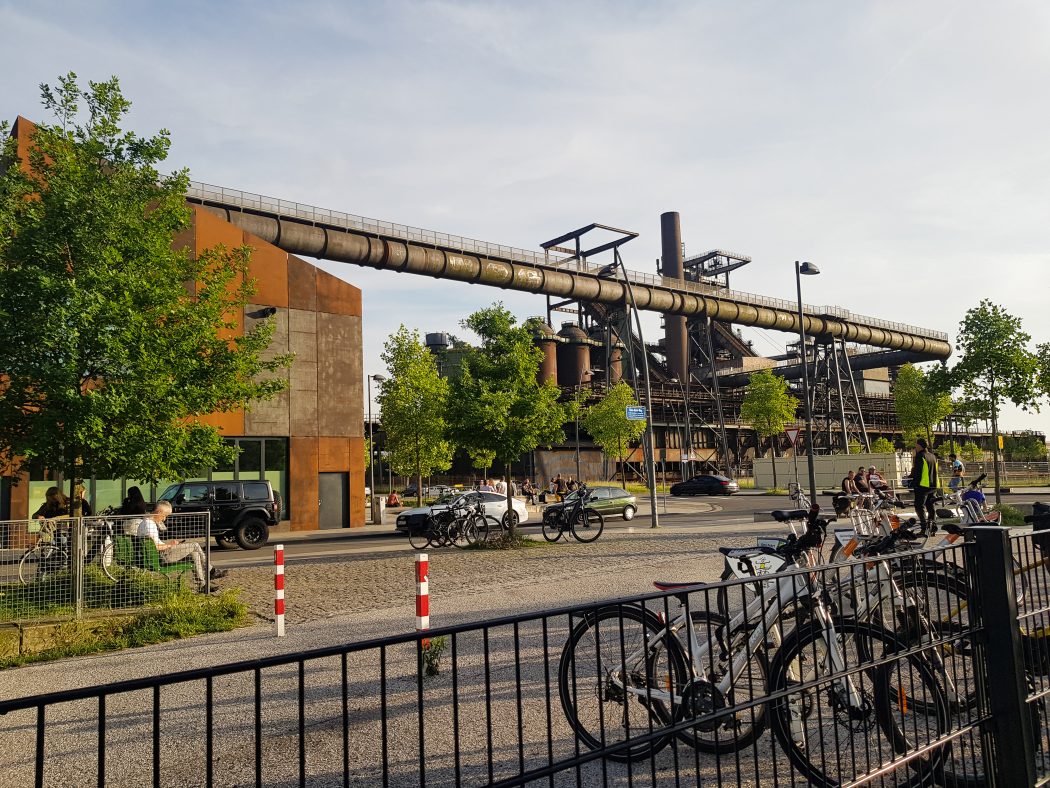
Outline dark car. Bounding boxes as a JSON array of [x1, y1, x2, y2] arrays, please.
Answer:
[[158, 480, 282, 550], [543, 486, 638, 521], [669, 474, 740, 496]]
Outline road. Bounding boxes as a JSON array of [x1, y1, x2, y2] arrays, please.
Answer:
[[209, 489, 1049, 570]]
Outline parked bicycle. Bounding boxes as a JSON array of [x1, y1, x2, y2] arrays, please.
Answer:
[[541, 484, 604, 543], [18, 515, 117, 584], [558, 504, 951, 784], [407, 493, 501, 550]]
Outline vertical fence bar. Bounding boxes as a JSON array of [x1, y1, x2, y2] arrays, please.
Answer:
[[72, 518, 84, 619], [967, 526, 1036, 785]]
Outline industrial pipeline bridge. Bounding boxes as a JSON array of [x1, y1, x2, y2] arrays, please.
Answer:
[[186, 182, 951, 360]]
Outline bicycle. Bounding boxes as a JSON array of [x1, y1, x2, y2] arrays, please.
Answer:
[[558, 504, 950, 783], [541, 484, 604, 543], [407, 493, 497, 550], [18, 515, 118, 584]]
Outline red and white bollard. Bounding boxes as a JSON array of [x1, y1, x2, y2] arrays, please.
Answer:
[[415, 553, 429, 646], [274, 543, 286, 638]]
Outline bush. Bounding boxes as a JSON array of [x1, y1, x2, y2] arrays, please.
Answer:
[[993, 504, 1026, 528]]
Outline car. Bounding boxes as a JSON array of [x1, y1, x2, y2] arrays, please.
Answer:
[[158, 480, 282, 550], [669, 474, 740, 496], [543, 486, 638, 521], [395, 491, 529, 532]]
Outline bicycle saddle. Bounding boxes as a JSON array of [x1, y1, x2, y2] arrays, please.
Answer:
[[770, 509, 809, 522], [652, 580, 706, 592]]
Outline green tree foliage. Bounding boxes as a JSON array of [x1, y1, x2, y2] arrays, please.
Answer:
[[1038, 343, 1050, 401], [377, 326, 453, 506], [467, 447, 496, 475], [941, 300, 1041, 503], [892, 364, 953, 444], [0, 74, 288, 500], [960, 442, 984, 464], [870, 437, 896, 454], [581, 382, 647, 489], [447, 305, 566, 535], [740, 369, 799, 487], [1003, 433, 1048, 462]]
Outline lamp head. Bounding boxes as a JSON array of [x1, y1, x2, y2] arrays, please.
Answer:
[[798, 261, 820, 276], [371, 373, 387, 382]]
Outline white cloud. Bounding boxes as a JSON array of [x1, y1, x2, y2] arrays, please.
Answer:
[[2, 0, 1048, 434]]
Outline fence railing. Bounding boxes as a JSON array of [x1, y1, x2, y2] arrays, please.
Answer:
[[0, 512, 211, 624], [4, 525, 1050, 785]]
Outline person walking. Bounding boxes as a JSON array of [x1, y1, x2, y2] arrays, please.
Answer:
[[948, 453, 965, 492], [911, 438, 939, 535]]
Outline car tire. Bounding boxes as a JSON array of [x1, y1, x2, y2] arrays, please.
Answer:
[[502, 510, 519, 528], [234, 517, 269, 550], [622, 505, 636, 521], [215, 533, 239, 550]]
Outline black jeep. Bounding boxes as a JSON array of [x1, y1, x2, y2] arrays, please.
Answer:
[[158, 480, 282, 550]]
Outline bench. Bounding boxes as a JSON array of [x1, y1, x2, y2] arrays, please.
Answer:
[[113, 535, 196, 580]]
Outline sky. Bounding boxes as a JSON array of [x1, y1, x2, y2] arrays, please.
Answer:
[[2, 0, 1049, 435]]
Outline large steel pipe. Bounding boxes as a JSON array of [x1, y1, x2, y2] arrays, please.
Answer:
[[716, 349, 936, 389], [194, 203, 952, 360]]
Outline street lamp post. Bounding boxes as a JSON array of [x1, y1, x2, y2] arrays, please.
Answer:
[[795, 261, 820, 504], [367, 373, 387, 523]]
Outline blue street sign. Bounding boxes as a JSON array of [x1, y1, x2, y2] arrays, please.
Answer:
[[626, 406, 647, 421]]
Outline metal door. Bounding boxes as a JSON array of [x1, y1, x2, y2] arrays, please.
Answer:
[[318, 472, 349, 530]]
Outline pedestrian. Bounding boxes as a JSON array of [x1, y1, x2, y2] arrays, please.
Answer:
[[495, 476, 507, 495], [555, 474, 567, 499], [386, 490, 402, 507], [479, 478, 494, 492], [120, 486, 148, 516], [948, 453, 965, 492], [910, 438, 939, 535], [854, 466, 871, 502], [137, 501, 226, 591]]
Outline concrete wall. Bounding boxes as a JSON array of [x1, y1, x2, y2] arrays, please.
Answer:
[[752, 452, 910, 490]]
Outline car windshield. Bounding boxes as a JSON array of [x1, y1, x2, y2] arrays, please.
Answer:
[[433, 492, 457, 504], [158, 484, 181, 501]]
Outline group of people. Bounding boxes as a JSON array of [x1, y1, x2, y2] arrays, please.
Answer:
[[28, 484, 223, 591], [477, 477, 513, 495]]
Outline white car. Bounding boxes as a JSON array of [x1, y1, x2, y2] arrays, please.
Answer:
[[395, 491, 529, 532]]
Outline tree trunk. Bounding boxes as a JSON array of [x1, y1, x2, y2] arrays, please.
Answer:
[[990, 383, 1002, 506], [505, 459, 515, 540], [770, 440, 778, 489], [415, 468, 423, 508], [618, 439, 627, 488]]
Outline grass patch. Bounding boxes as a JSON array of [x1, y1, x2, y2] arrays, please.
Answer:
[[993, 504, 1027, 528], [0, 590, 248, 669], [737, 478, 756, 489], [764, 487, 787, 495], [465, 533, 553, 550], [0, 565, 179, 623]]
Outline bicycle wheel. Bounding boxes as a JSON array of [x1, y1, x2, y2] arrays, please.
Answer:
[[451, 517, 476, 548], [473, 514, 502, 544], [768, 618, 949, 787], [542, 514, 565, 543], [96, 538, 118, 581], [675, 610, 768, 754], [558, 604, 687, 763], [19, 544, 69, 584], [408, 523, 432, 550], [571, 508, 605, 543]]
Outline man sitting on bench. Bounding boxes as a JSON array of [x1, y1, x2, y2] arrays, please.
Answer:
[[137, 501, 227, 590]]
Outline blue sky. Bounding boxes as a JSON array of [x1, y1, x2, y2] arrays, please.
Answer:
[[3, 0, 1049, 435]]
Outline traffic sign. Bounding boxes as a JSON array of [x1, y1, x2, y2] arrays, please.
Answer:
[[785, 427, 801, 444], [626, 406, 647, 421]]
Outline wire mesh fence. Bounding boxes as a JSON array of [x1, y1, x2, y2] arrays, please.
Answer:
[[0, 512, 211, 624]]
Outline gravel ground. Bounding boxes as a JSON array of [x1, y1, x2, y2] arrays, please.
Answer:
[[0, 529, 968, 787]]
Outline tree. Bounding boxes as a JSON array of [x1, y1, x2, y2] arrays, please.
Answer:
[[447, 304, 567, 537], [0, 74, 289, 510], [943, 300, 1041, 503], [467, 447, 496, 479], [1003, 433, 1048, 462], [740, 369, 799, 488], [871, 437, 896, 454], [960, 441, 984, 464], [1038, 343, 1050, 401], [892, 364, 953, 445], [377, 326, 453, 506], [581, 382, 647, 489]]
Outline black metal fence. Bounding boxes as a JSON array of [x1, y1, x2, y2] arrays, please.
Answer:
[[0, 526, 1048, 786]]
